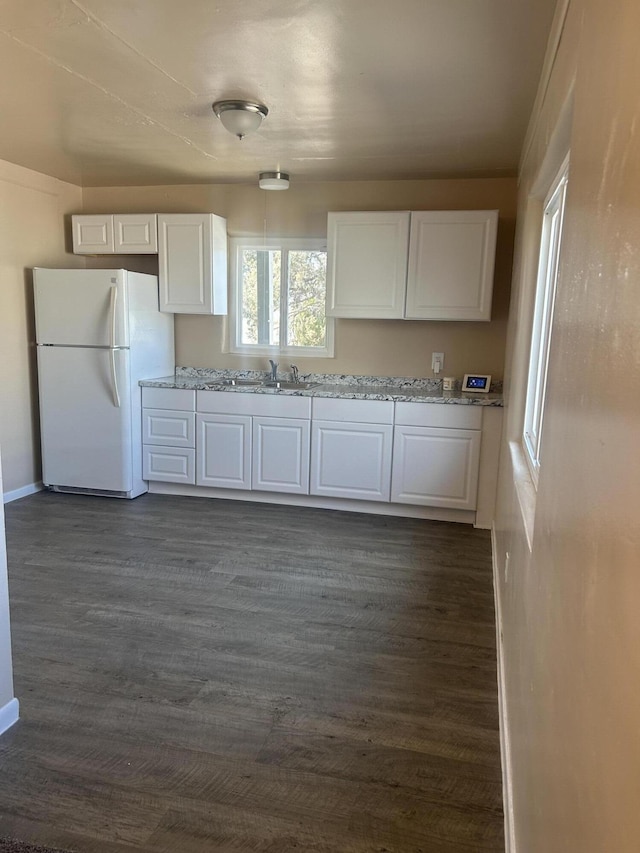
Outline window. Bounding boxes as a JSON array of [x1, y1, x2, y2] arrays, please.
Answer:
[[523, 156, 569, 483], [229, 237, 334, 357]]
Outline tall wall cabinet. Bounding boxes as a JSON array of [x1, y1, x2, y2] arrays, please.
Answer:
[[326, 209, 498, 321]]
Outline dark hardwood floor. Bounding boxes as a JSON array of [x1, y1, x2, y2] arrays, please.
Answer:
[[0, 492, 503, 852]]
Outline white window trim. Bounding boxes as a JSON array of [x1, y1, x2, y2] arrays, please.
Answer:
[[523, 154, 569, 486], [229, 236, 334, 358]]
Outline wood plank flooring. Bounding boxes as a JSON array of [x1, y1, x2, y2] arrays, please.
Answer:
[[0, 493, 503, 853]]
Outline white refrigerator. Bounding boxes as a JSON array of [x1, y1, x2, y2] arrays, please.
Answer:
[[34, 268, 174, 498]]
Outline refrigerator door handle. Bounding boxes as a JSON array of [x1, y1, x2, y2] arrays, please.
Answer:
[[108, 285, 121, 407], [109, 284, 118, 348], [109, 348, 121, 408]]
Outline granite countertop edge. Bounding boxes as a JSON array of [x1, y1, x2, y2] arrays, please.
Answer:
[[140, 370, 504, 407]]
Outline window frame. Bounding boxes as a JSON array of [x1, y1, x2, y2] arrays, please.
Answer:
[[229, 236, 334, 358], [523, 155, 569, 485]]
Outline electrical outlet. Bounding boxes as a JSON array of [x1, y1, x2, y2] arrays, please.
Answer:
[[431, 352, 444, 374]]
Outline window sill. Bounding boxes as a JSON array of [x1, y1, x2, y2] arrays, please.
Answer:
[[509, 440, 536, 552]]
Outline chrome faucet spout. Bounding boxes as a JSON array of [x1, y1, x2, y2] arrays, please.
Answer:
[[268, 359, 278, 382], [290, 364, 299, 383]]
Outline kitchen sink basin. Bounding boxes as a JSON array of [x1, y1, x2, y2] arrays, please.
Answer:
[[220, 378, 263, 386], [264, 380, 320, 390]]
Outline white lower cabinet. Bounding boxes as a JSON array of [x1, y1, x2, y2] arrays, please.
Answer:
[[252, 417, 310, 494], [142, 387, 490, 520], [142, 387, 196, 485], [310, 398, 394, 501], [391, 403, 481, 509], [310, 421, 393, 501], [196, 414, 252, 490]]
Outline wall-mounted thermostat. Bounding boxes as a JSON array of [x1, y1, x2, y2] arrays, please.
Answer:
[[462, 374, 491, 393]]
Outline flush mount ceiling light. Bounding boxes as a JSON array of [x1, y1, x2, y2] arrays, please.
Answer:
[[259, 171, 290, 191], [211, 99, 268, 140]]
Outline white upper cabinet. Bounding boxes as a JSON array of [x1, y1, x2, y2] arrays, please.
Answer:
[[158, 214, 228, 315], [114, 214, 158, 253], [72, 215, 114, 254], [326, 209, 498, 321], [405, 210, 498, 321], [326, 211, 410, 319], [72, 214, 157, 254]]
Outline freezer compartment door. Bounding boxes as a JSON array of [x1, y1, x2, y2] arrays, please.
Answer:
[[37, 346, 133, 492], [33, 269, 129, 347]]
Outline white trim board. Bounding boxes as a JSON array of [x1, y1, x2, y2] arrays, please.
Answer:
[[0, 698, 19, 737], [492, 525, 516, 853], [149, 481, 477, 525], [3, 481, 43, 504]]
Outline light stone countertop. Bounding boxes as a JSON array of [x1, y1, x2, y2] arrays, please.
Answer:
[[140, 368, 504, 407]]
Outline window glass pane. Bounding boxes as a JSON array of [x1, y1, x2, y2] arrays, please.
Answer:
[[240, 249, 280, 346], [286, 251, 328, 347]]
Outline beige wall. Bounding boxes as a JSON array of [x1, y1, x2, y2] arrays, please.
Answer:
[[0, 159, 83, 496], [83, 178, 516, 378], [495, 0, 640, 850]]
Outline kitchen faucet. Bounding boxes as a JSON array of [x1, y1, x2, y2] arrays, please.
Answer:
[[268, 359, 278, 382], [290, 364, 299, 383]]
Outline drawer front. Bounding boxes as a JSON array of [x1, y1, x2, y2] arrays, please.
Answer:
[[142, 387, 195, 411], [197, 390, 311, 419], [394, 402, 482, 430], [312, 397, 394, 424], [143, 446, 195, 484], [143, 409, 195, 448]]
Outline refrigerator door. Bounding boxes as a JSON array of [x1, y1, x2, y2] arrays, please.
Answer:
[[37, 345, 134, 493], [33, 269, 129, 347]]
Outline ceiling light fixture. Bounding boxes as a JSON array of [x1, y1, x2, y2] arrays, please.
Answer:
[[259, 171, 290, 191], [211, 99, 268, 140]]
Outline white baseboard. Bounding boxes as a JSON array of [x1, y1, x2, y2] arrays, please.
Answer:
[[3, 481, 43, 504], [0, 697, 19, 736], [492, 524, 516, 853]]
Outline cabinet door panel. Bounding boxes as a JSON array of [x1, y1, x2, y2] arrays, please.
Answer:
[[405, 210, 498, 321], [114, 214, 158, 253], [72, 215, 114, 254], [252, 417, 310, 494], [326, 212, 410, 318], [196, 414, 251, 489], [158, 214, 227, 315], [391, 426, 480, 509], [143, 446, 195, 484], [310, 421, 392, 501]]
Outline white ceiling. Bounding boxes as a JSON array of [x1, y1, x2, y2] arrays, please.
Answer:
[[0, 0, 556, 187]]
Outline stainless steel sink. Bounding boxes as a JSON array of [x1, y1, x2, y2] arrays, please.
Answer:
[[263, 380, 320, 390], [220, 378, 263, 387]]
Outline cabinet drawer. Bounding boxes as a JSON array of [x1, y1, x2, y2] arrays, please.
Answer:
[[143, 446, 195, 484], [142, 387, 195, 411], [197, 390, 311, 419], [312, 397, 394, 424], [394, 402, 482, 430], [143, 409, 195, 448]]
